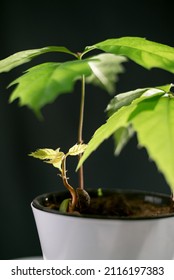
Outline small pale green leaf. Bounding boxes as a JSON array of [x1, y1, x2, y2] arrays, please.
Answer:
[[68, 143, 87, 156], [93, 37, 174, 73], [86, 53, 127, 94], [29, 148, 65, 171], [29, 148, 59, 160], [47, 153, 65, 171], [97, 188, 103, 197], [59, 198, 70, 212], [0, 46, 76, 73]]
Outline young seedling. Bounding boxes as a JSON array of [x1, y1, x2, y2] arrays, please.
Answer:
[[29, 143, 90, 212], [1, 37, 174, 213]]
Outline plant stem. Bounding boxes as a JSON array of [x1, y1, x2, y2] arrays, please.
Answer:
[[78, 74, 86, 189], [62, 156, 77, 211]]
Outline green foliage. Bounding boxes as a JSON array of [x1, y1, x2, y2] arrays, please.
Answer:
[[6, 54, 125, 117], [9, 61, 91, 117], [29, 143, 87, 211], [79, 85, 174, 189], [106, 88, 150, 113], [86, 53, 126, 94], [113, 126, 134, 156], [0, 46, 77, 73], [30, 143, 87, 172], [93, 37, 174, 73], [29, 147, 65, 171], [1, 36, 174, 192], [130, 94, 174, 189]]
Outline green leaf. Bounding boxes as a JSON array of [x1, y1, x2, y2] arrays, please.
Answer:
[[59, 198, 71, 212], [108, 86, 172, 155], [106, 86, 170, 114], [0, 46, 76, 73], [9, 60, 92, 116], [93, 37, 174, 73], [106, 88, 148, 114], [77, 97, 138, 169], [29, 147, 64, 160], [86, 53, 127, 94], [129, 95, 174, 190], [79, 83, 174, 190], [113, 125, 134, 155], [78, 85, 170, 169], [29, 148, 59, 160], [29, 148, 65, 171], [8, 53, 127, 116], [68, 143, 87, 156]]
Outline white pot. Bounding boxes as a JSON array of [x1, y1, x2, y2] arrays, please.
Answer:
[[31, 190, 174, 260]]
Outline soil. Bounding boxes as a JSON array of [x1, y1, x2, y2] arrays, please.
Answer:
[[42, 191, 174, 218], [82, 194, 174, 218]]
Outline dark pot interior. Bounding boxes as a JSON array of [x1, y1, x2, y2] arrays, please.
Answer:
[[32, 189, 174, 220]]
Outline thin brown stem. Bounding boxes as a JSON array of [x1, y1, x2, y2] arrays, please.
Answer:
[[78, 75, 85, 189], [61, 156, 77, 211]]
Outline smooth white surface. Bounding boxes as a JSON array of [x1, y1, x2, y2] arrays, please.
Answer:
[[32, 204, 174, 260]]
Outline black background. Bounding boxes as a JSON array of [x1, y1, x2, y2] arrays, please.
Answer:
[[0, 0, 173, 259]]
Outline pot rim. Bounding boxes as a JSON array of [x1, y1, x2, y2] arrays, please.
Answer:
[[31, 189, 174, 220]]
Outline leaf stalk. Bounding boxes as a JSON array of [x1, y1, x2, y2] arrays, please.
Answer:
[[77, 74, 86, 190]]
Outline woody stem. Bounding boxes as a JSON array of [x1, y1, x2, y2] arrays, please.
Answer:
[[61, 156, 77, 211]]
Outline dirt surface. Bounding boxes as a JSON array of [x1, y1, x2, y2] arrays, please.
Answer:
[[42, 191, 174, 218], [81, 194, 174, 217]]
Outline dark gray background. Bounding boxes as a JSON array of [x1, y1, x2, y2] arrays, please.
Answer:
[[0, 0, 173, 259]]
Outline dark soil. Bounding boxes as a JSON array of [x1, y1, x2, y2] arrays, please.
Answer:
[[82, 194, 174, 218], [42, 191, 174, 218]]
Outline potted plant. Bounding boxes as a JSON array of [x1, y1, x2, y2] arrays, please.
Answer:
[[1, 37, 174, 260]]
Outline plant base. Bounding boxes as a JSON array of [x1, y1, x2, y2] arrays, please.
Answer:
[[31, 189, 174, 259]]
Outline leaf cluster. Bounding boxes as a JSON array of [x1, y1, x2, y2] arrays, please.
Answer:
[[1, 37, 174, 192]]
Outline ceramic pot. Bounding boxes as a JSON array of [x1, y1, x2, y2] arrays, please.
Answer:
[[31, 189, 174, 260]]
